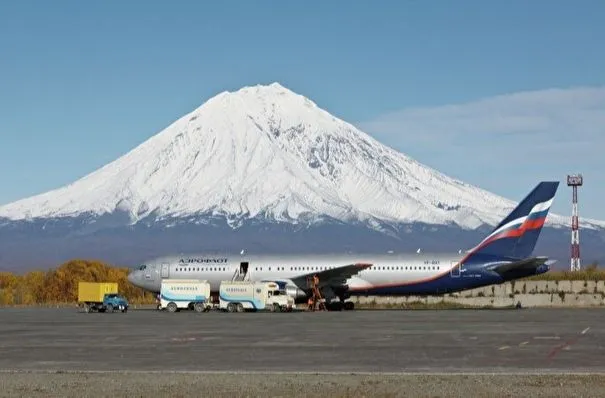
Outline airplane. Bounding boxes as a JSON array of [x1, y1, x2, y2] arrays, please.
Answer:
[[127, 181, 559, 310]]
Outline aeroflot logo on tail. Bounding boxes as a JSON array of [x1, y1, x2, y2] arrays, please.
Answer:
[[179, 258, 228, 264]]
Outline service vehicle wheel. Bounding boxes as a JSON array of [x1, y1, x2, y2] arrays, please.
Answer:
[[167, 302, 178, 313], [273, 303, 281, 312], [194, 303, 204, 313], [344, 302, 355, 311], [227, 303, 235, 313], [106, 304, 114, 313], [236, 303, 244, 313]]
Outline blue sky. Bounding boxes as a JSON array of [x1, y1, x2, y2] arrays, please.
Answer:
[[1, 1, 604, 220]]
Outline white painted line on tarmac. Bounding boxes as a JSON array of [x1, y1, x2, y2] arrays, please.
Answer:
[[582, 327, 590, 335], [533, 336, 560, 340]]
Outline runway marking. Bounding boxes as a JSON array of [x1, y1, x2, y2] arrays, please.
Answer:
[[498, 346, 510, 350], [548, 327, 590, 361], [534, 336, 560, 340], [519, 341, 529, 346]]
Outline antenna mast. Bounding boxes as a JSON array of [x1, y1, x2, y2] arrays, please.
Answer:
[[566, 174, 583, 272]]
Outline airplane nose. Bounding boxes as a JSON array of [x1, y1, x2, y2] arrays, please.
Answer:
[[127, 271, 137, 285]]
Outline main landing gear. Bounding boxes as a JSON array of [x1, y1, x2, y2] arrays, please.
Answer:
[[327, 299, 355, 311]]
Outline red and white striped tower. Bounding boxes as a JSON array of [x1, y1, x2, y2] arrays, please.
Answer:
[[567, 174, 583, 271]]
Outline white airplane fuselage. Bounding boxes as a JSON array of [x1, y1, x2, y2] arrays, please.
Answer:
[[127, 182, 560, 304], [127, 251, 542, 301]]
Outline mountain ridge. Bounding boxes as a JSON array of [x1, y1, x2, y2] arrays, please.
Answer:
[[1, 82, 603, 232]]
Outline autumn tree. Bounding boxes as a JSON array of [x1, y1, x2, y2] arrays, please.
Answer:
[[0, 259, 155, 305]]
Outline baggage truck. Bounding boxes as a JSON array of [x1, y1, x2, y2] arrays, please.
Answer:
[[219, 281, 294, 312], [159, 279, 212, 313], [78, 282, 129, 313]]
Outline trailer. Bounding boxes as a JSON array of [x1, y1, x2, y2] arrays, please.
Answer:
[[219, 281, 294, 312], [78, 282, 129, 313], [159, 279, 212, 313]]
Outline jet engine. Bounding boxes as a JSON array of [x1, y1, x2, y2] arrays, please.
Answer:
[[284, 285, 308, 302]]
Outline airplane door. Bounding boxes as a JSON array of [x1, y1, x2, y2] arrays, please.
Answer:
[[450, 261, 461, 278], [161, 263, 170, 278]]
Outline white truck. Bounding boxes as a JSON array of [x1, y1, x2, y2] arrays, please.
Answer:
[[159, 279, 212, 313], [219, 281, 294, 312]]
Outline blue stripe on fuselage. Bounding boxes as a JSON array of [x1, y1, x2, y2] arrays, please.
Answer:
[[349, 255, 548, 296], [350, 268, 503, 296]]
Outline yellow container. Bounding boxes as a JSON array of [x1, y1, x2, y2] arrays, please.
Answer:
[[78, 282, 118, 303]]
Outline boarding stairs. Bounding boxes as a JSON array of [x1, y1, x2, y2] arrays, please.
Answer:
[[306, 275, 327, 311], [232, 262, 250, 282]]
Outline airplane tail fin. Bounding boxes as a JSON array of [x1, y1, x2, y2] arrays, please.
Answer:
[[463, 181, 560, 263]]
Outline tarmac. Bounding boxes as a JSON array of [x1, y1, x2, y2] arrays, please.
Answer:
[[0, 306, 603, 373], [0, 307, 604, 396]]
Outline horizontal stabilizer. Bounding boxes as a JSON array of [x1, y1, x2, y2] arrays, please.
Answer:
[[486, 256, 553, 276]]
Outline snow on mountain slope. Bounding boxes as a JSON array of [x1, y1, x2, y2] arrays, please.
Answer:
[[0, 82, 603, 231]]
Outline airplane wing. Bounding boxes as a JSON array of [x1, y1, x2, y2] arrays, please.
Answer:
[[486, 256, 553, 275], [289, 263, 373, 290]]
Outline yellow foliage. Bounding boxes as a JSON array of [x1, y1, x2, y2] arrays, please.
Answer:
[[0, 259, 155, 306]]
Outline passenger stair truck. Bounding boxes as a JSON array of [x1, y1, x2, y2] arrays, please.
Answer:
[[78, 282, 129, 313], [219, 281, 294, 312], [160, 279, 212, 313]]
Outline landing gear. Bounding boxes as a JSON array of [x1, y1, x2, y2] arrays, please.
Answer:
[[328, 300, 354, 311], [334, 293, 355, 311]]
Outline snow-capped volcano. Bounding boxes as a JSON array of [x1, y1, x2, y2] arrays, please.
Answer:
[[0, 82, 603, 231], [2, 82, 605, 271]]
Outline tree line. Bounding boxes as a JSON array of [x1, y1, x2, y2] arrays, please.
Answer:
[[0, 259, 602, 306], [0, 259, 156, 306]]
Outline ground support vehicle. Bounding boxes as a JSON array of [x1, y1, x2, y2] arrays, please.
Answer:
[[219, 281, 294, 312], [78, 282, 129, 313], [159, 279, 213, 313]]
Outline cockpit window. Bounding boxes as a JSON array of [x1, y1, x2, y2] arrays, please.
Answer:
[[138, 265, 147, 270]]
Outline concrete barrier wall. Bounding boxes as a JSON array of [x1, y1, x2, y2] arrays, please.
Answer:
[[349, 280, 605, 308]]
